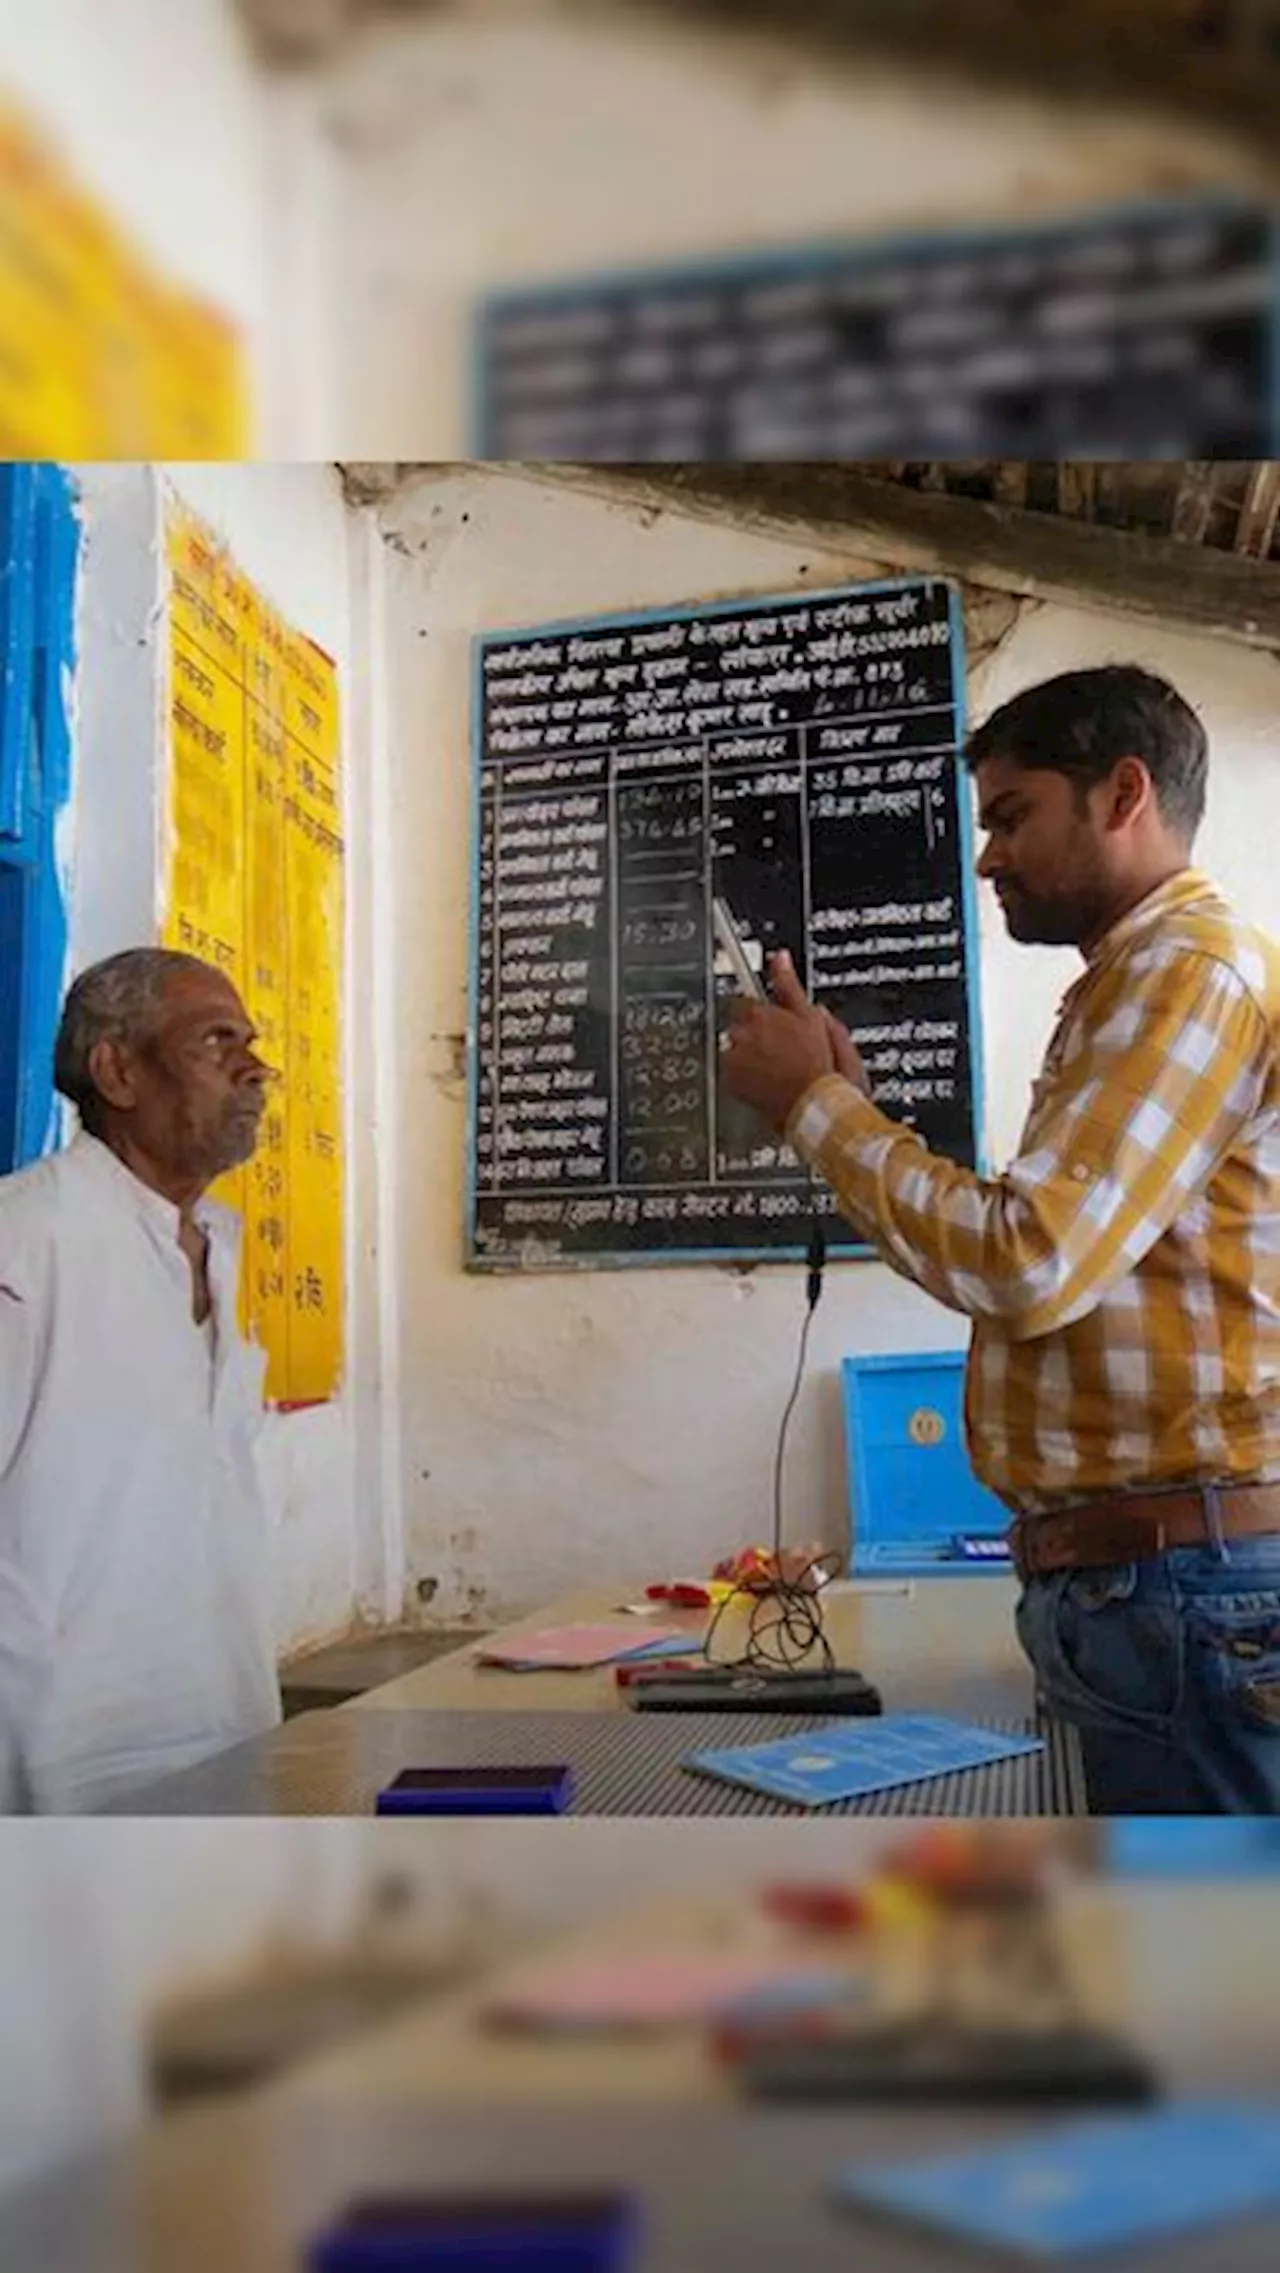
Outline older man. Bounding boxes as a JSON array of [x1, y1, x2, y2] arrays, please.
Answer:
[[0, 949, 282, 1812]]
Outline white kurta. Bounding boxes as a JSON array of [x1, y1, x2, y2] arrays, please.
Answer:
[[0, 1135, 282, 1812]]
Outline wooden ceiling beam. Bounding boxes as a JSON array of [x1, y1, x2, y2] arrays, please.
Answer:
[[512, 462, 1280, 652]]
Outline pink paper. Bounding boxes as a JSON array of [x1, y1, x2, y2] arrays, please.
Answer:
[[485, 1949, 830, 2030], [475, 1622, 687, 1670]]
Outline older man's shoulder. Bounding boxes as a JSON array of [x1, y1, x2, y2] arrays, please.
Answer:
[[0, 1149, 76, 1298], [0, 1146, 73, 1225]]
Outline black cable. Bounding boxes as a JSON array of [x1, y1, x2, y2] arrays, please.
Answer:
[[703, 1182, 834, 1675]]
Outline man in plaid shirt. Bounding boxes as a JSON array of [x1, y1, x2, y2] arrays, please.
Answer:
[[725, 663, 1280, 1815]]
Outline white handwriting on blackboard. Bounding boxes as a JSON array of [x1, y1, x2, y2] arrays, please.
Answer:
[[486, 639, 566, 672], [814, 929, 960, 966], [814, 899, 954, 931], [853, 1018, 960, 1044], [476, 586, 971, 1246]]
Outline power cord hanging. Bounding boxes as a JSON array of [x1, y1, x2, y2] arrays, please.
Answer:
[[703, 1181, 834, 1675]]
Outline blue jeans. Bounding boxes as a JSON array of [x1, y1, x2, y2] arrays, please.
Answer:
[[1016, 1537, 1280, 1814]]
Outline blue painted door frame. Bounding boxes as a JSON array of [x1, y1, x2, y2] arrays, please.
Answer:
[[0, 464, 78, 1175]]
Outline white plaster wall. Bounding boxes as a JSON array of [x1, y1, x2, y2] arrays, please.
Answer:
[[164, 464, 353, 670], [968, 593, 1280, 1165], [64, 468, 164, 977], [379, 467, 1280, 1622], [0, 1, 292, 448], [321, 7, 1266, 454], [64, 462, 372, 1657]]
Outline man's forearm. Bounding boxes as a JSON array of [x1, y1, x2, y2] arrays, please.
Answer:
[[787, 1073, 994, 1313], [785, 1073, 1097, 1335]]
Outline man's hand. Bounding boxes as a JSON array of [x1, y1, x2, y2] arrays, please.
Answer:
[[722, 950, 869, 1133], [821, 1006, 869, 1091]]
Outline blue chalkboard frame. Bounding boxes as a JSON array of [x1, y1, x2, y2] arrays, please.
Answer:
[[469, 189, 1280, 456], [0, 464, 79, 1176], [465, 573, 985, 1270]]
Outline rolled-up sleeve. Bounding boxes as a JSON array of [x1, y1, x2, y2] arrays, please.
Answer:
[[787, 950, 1268, 1342]]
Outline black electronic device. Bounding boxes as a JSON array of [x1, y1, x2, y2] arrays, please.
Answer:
[[735, 2020, 1159, 2106], [629, 1666, 882, 1716]]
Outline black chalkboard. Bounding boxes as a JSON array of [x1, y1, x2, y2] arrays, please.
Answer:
[[475, 195, 1275, 460], [467, 577, 982, 1269]]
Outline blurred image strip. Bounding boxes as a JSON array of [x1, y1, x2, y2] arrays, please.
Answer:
[[2, 1, 1279, 460], [0, 1821, 1278, 2269]]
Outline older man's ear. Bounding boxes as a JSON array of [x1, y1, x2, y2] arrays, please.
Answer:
[[85, 1037, 138, 1115]]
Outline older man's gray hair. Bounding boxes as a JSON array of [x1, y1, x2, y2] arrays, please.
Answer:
[[54, 949, 216, 1136]]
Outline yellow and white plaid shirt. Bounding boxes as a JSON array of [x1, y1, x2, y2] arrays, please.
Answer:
[[788, 870, 1280, 1514]]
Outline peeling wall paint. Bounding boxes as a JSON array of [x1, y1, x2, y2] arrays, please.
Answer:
[[379, 466, 1280, 1624]]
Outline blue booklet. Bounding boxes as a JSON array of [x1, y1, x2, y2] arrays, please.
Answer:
[[836, 2100, 1280, 2258], [685, 1714, 1043, 1807]]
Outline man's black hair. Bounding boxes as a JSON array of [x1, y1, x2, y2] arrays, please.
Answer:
[[965, 664, 1208, 838]]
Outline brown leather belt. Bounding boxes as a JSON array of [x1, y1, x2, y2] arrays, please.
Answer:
[[1010, 1483, 1280, 1582]]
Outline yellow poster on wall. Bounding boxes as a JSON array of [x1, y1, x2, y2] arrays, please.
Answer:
[[0, 100, 248, 456], [163, 500, 344, 1406]]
